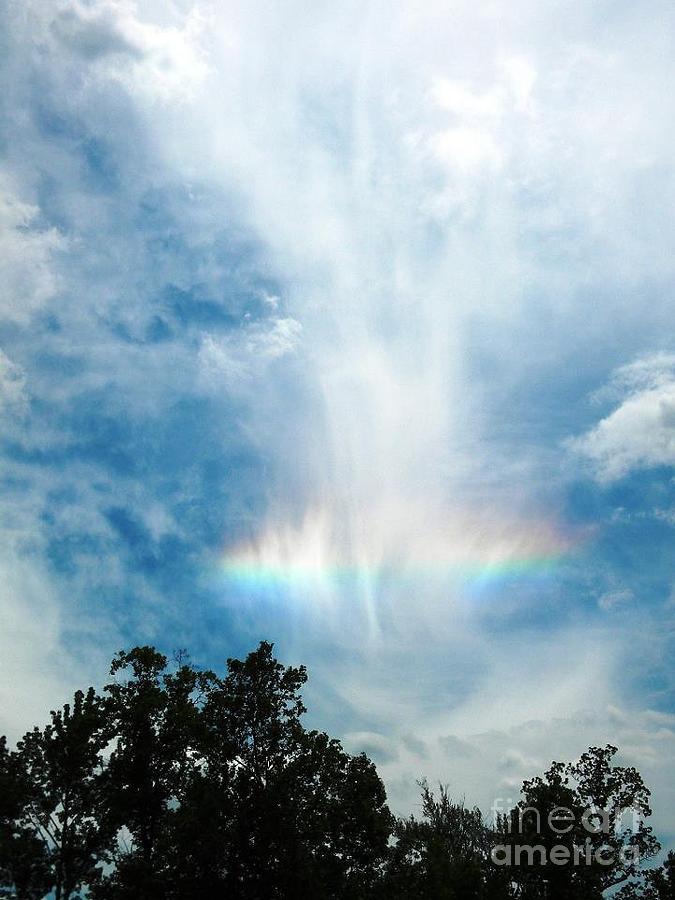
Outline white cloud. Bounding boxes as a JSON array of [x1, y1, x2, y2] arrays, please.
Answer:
[[598, 588, 634, 612], [0, 548, 101, 742], [198, 316, 302, 391], [430, 77, 504, 119], [0, 178, 65, 323], [427, 57, 536, 174], [50, 2, 143, 60], [590, 354, 675, 403], [0, 350, 27, 417], [429, 126, 502, 173], [254, 317, 303, 360], [343, 730, 399, 764], [48, 0, 211, 102], [332, 636, 675, 829], [571, 356, 675, 481]]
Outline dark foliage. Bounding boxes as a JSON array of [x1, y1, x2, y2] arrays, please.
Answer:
[[380, 782, 512, 899], [496, 744, 660, 900], [0, 643, 669, 899]]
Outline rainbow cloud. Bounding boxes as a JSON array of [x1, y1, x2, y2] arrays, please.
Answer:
[[216, 502, 584, 602]]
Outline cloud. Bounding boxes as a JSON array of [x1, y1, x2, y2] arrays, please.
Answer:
[[199, 316, 302, 391], [1, 0, 675, 846], [48, 0, 210, 101], [438, 734, 474, 758], [429, 125, 502, 173], [570, 356, 675, 481], [50, 2, 143, 60], [343, 730, 400, 765], [0, 540, 109, 743], [0, 350, 27, 417], [402, 733, 430, 759], [425, 58, 536, 188], [598, 588, 634, 612], [370, 699, 675, 835], [591, 354, 675, 403], [0, 176, 65, 323]]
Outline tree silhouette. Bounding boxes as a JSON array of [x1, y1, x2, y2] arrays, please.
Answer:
[[166, 641, 392, 898], [92, 647, 214, 899], [13, 688, 110, 900], [648, 852, 675, 899], [498, 744, 660, 900], [381, 782, 512, 899], [0, 736, 52, 900], [0, 646, 670, 900], [89, 641, 392, 899], [617, 851, 675, 900]]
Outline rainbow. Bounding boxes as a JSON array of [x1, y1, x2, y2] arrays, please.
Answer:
[[217, 532, 579, 595], [212, 503, 590, 602]]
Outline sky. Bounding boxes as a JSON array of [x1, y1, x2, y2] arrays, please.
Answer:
[[2, 0, 675, 846]]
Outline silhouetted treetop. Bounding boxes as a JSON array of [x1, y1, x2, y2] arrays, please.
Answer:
[[0, 645, 670, 900]]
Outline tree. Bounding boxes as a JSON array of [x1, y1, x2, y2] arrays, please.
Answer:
[[91, 641, 391, 898], [167, 641, 393, 899], [381, 782, 513, 899], [497, 744, 660, 900], [616, 852, 675, 900], [92, 647, 213, 900], [0, 736, 52, 900], [13, 688, 111, 900], [645, 852, 675, 899], [0, 645, 670, 900]]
